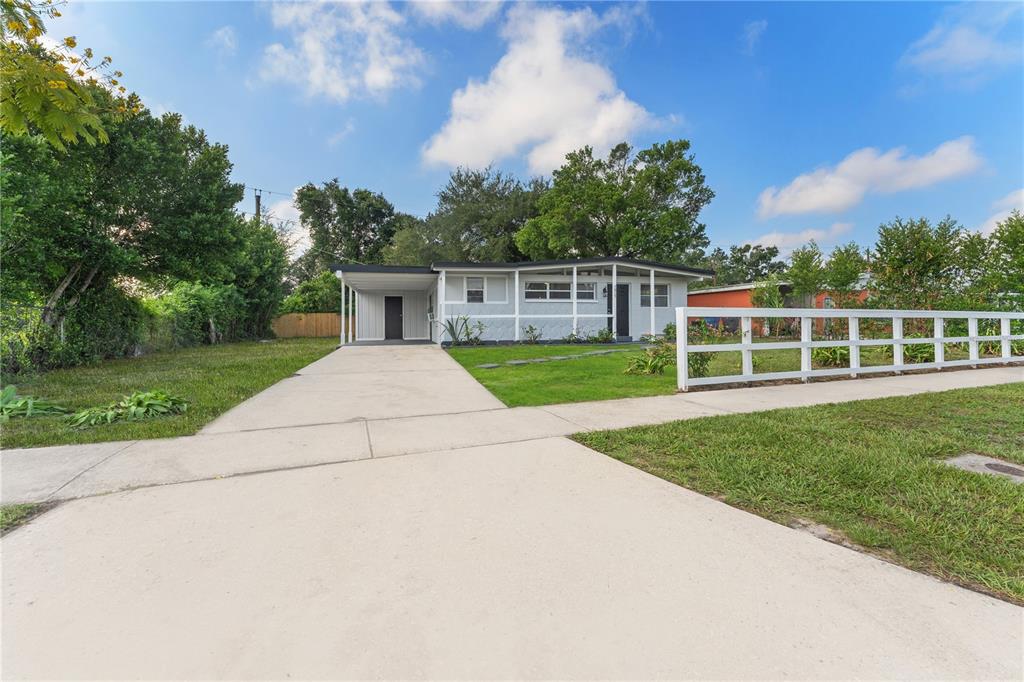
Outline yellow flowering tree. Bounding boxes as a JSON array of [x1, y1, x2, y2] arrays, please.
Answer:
[[0, 0, 137, 150]]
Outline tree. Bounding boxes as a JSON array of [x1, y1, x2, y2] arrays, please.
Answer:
[[822, 242, 866, 306], [0, 0, 139, 149], [869, 217, 962, 309], [294, 181, 399, 270], [279, 271, 342, 314], [986, 211, 1024, 307], [384, 167, 547, 265], [786, 242, 825, 305], [230, 216, 289, 336], [699, 244, 785, 286], [515, 140, 713, 262], [750, 275, 786, 336], [0, 95, 245, 328]]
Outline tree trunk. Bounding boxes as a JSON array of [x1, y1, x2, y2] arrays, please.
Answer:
[[41, 262, 83, 326]]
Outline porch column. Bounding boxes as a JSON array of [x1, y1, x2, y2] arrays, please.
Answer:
[[649, 268, 656, 337], [514, 269, 520, 341], [346, 285, 353, 344], [339, 278, 346, 346], [351, 288, 357, 343], [438, 270, 447, 344], [571, 265, 578, 335], [611, 263, 618, 340]]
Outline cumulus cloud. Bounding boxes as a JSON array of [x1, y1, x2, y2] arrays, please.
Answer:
[[263, 192, 310, 256], [257, 2, 424, 103], [207, 25, 237, 56], [757, 136, 983, 218], [741, 19, 767, 56], [410, 0, 502, 30], [901, 4, 1021, 79], [979, 188, 1023, 235], [749, 222, 852, 257], [422, 3, 658, 175]]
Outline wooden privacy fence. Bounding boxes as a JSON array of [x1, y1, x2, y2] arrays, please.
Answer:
[[272, 313, 352, 338], [676, 306, 1024, 391]]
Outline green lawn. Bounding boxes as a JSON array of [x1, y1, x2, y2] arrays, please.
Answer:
[[2, 338, 336, 449], [576, 383, 1024, 604], [0, 503, 43, 533]]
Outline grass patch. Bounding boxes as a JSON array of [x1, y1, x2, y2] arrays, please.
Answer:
[[575, 383, 1024, 604], [2, 338, 336, 449], [1, 503, 45, 534]]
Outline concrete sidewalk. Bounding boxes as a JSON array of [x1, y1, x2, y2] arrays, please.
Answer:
[[3, 437, 1020, 679], [3, 362, 1021, 505]]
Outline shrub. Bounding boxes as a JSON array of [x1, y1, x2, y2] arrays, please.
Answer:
[[442, 316, 485, 345], [67, 390, 188, 428], [522, 325, 542, 344], [903, 339, 935, 364], [588, 328, 614, 343], [624, 340, 678, 376], [811, 346, 850, 368], [0, 385, 67, 421], [142, 282, 248, 349], [662, 322, 676, 342], [562, 331, 585, 344], [279, 271, 341, 314], [686, 321, 716, 378]]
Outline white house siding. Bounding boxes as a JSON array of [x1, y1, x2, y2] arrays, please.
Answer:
[[439, 271, 689, 342], [356, 290, 431, 341]]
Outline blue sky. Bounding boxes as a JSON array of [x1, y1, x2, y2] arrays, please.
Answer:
[[54, 1, 1023, 256]]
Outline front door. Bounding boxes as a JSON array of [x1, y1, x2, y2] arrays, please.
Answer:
[[606, 283, 630, 338], [384, 296, 403, 340]]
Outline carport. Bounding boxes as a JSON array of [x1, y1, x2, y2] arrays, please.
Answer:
[[335, 265, 439, 344]]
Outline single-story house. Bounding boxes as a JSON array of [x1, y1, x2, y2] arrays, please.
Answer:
[[332, 257, 713, 344]]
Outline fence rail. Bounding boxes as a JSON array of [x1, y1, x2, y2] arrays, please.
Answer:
[[272, 313, 351, 338], [675, 307, 1024, 391]]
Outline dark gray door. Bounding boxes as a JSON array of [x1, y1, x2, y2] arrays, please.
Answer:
[[606, 283, 629, 337], [384, 296, 403, 340]]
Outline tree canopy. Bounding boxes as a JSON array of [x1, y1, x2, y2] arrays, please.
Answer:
[[698, 244, 785, 287], [294, 180, 402, 269], [515, 140, 713, 263]]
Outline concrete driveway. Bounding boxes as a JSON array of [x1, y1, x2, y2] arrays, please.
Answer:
[[3, 346, 1022, 679]]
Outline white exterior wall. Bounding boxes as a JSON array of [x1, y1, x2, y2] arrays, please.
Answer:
[[439, 271, 691, 342], [356, 290, 431, 341]]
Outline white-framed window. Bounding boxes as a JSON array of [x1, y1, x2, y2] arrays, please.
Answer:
[[640, 283, 670, 308], [576, 282, 596, 300], [466, 277, 484, 303], [524, 281, 573, 300]]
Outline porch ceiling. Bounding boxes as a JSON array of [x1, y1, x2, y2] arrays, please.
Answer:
[[340, 272, 437, 291]]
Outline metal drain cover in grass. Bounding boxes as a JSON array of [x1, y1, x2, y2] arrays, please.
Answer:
[[944, 454, 1024, 484]]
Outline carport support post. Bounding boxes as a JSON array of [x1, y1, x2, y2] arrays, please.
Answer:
[[438, 270, 446, 344], [611, 264, 618, 340], [339, 278, 346, 346], [649, 268, 655, 338], [571, 265, 578, 335], [346, 284, 353, 344], [676, 307, 688, 391], [514, 270, 520, 341], [350, 288, 356, 343]]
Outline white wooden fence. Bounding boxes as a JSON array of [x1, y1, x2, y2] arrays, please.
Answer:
[[675, 307, 1024, 391]]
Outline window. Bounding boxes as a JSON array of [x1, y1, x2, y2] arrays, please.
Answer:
[[576, 282, 596, 300], [640, 283, 670, 307], [466, 277, 484, 303], [549, 282, 571, 299], [524, 281, 573, 300], [525, 282, 548, 299]]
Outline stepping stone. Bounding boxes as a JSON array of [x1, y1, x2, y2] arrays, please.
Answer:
[[529, 357, 550, 363], [506, 359, 531, 365], [476, 363, 501, 369], [548, 356, 569, 361]]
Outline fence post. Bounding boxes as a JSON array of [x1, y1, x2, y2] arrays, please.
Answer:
[[968, 317, 979, 366], [741, 316, 753, 377], [892, 317, 903, 372], [1001, 317, 1011, 359], [676, 307, 688, 392], [800, 316, 811, 381], [848, 316, 860, 378], [934, 317, 944, 367]]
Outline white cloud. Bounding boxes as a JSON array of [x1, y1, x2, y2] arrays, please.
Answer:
[[264, 192, 309, 257], [901, 4, 1021, 78], [257, 2, 424, 104], [422, 3, 657, 175], [750, 222, 853, 256], [327, 119, 356, 147], [757, 136, 983, 218], [207, 25, 238, 56], [741, 19, 767, 56], [979, 188, 1024, 235], [410, 0, 502, 30]]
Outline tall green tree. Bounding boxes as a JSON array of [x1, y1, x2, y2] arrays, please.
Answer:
[[986, 211, 1024, 305], [294, 180, 399, 269], [786, 242, 825, 305], [230, 216, 289, 336], [515, 140, 713, 262], [698, 244, 786, 287], [822, 242, 866, 306], [0, 94, 244, 327], [869, 217, 962, 309]]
